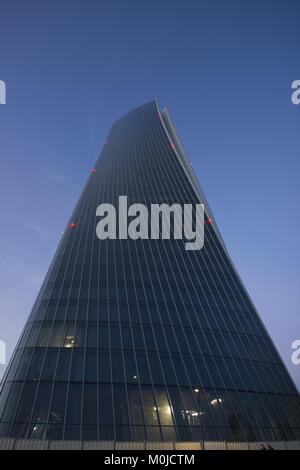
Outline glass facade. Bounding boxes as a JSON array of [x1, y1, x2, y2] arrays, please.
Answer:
[[0, 100, 299, 442]]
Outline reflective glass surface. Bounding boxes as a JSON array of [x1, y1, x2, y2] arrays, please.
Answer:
[[0, 101, 299, 442]]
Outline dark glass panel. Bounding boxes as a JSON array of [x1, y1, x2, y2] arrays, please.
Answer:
[[83, 383, 97, 425], [99, 384, 114, 425], [69, 349, 84, 382], [1, 382, 23, 423], [141, 388, 159, 427], [48, 382, 67, 424], [27, 349, 45, 381], [113, 385, 130, 425], [14, 382, 38, 423], [31, 382, 52, 423], [85, 349, 97, 382], [55, 349, 72, 381], [65, 383, 82, 425], [127, 386, 144, 426]]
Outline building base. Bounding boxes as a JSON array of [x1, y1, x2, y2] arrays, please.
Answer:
[[0, 438, 299, 450]]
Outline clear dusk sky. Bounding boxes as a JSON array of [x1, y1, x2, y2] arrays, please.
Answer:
[[0, 0, 299, 390]]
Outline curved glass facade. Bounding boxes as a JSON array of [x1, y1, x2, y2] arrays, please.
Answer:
[[0, 101, 299, 442]]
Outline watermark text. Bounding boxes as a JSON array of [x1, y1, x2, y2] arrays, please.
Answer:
[[291, 80, 300, 105], [0, 80, 6, 104], [96, 196, 205, 251], [0, 340, 6, 365], [291, 340, 300, 365]]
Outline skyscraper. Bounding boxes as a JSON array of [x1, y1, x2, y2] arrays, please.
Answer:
[[0, 100, 299, 445]]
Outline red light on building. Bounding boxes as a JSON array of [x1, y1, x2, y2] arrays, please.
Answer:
[[171, 144, 174, 149], [113, 121, 116, 124], [105, 140, 108, 144], [71, 223, 76, 227], [92, 169, 96, 172], [206, 219, 212, 224], [158, 114, 161, 118]]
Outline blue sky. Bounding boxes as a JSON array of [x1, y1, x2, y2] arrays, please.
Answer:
[[0, 0, 299, 390]]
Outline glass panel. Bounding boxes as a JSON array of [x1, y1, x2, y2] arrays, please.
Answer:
[[99, 385, 114, 424], [55, 349, 71, 381], [66, 383, 82, 425], [85, 349, 97, 382], [32, 382, 52, 423], [48, 383, 67, 424], [154, 389, 174, 426], [69, 350, 84, 382], [114, 385, 130, 425], [83, 383, 97, 425], [1, 382, 22, 422], [141, 388, 159, 426], [127, 386, 144, 426], [14, 382, 38, 423], [27, 349, 45, 381]]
